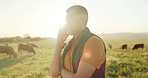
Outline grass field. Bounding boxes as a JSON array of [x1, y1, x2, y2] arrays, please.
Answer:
[[0, 38, 148, 78]]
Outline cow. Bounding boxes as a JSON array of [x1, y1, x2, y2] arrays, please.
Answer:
[[27, 43, 38, 48], [18, 43, 36, 54], [108, 44, 112, 49], [132, 43, 144, 50], [121, 44, 127, 50], [0, 46, 17, 58]]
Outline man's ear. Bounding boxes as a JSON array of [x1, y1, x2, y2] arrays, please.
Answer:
[[80, 17, 87, 26]]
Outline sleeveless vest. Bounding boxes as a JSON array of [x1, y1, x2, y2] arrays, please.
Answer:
[[61, 27, 106, 78]]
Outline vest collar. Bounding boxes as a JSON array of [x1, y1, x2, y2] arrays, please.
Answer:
[[74, 27, 90, 45]]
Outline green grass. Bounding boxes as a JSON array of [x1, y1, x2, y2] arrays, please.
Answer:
[[0, 38, 148, 78], [105, 39, 148, 78]]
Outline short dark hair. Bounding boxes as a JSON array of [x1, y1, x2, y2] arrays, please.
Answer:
[[67, 5, 88, 16], [67, 5, 88, 26]]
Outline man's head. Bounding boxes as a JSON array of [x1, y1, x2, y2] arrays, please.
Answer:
[[66, 5, 88, 35]]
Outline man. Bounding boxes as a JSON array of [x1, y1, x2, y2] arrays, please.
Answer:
[[50, 5, 106, 78]]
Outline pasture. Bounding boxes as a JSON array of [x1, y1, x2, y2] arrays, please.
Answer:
[[0, 38, 147, 78]]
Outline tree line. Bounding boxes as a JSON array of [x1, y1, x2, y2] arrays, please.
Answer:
[[0, 36, 44, 43]]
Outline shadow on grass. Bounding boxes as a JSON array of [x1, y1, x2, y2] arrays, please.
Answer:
[[0, 55, 32, 71]]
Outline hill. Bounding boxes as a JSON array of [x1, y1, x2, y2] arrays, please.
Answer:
[[98, 33, 148, 40]]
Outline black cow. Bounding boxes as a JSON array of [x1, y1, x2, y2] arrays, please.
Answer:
[[121, 44, 127, 50], [132, 43, 144, 50], [18, 43, 36, 54]]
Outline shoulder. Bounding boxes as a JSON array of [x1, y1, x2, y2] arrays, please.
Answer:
[[84, 36, 105, 50]]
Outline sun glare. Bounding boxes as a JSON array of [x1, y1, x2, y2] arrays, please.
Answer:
[[50, 18, 66, 38], [48, 10, 66, 38], [34, 8, 66, 38], [83, 49, 92, 59]]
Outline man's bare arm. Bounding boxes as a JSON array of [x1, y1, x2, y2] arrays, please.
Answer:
[[50, 39, 63, 77], [61, 60, 96, 78], [50, 26, 68, 77]]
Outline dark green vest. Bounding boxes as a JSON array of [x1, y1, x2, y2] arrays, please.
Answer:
[[61, 27, 106, 78]]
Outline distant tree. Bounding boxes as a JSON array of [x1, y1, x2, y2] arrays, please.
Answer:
[[23, 34, 31, 42], [32, 37, 42, 41]]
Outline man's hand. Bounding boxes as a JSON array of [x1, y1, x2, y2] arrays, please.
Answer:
[[57, 24, 69, 49]]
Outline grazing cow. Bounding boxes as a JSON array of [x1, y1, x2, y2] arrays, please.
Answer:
[[121, 44, 127, 50], [0, 46, 17, 58], [18, 43, 36, 54], [27, 43, 38, 48], [132, 43, 144, 50], [108, 44, 112, 49]]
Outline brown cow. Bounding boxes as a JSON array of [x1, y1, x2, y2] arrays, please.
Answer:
[[27, 43, 38, 48], [121, 44, 127, 50], [108, 44, 112, 49], [0, 46, 17, 58], [18, 43, 36, 54], [132, 43, 144, 50]]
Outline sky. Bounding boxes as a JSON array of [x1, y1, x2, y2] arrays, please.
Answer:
[[0, 0, 148, 38]]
